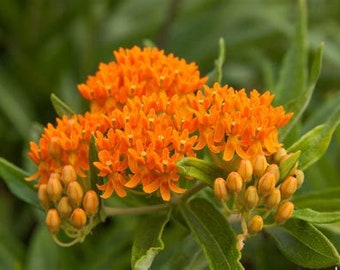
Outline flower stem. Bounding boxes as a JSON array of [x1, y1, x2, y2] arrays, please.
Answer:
[[103, 203, 170, 216]]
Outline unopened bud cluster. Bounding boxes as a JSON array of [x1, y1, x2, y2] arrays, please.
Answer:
[[213, 147, 303, 241], [40, 165, 100, 238]]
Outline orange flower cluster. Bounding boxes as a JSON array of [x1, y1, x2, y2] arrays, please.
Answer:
[[27, 45, 293, 207]]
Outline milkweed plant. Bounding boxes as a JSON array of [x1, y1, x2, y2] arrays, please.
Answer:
[[0, 1, 339, 269]]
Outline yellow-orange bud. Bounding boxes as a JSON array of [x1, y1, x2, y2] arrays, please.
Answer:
[[67, 181, 84, 207], [266, 164, 280, 183], [275, 201, 294, 223], [57, 196, 73, 218], [258, 172, 276, 197], [38, 184, 51, 210], [46, 173, 63, 203], [226, 172, 243, 193], [294, 169, 304, 188], [247, 215, 264, 235], [273, 147, 287, 163], [61, 165, 77, 186], [45, 208, 61, 234], [264, 188, 281, 210], [252, 155, 268, 177], [70, 208, 87, 229], [244, 186, 259, 210], [83, 190, 100, 216], [280, 176, 297, 199], [237, 159, 253, 182], [236, 234, 245, 251]]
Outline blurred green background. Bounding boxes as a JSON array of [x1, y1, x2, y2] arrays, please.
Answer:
[[0, 0, 339, 269]]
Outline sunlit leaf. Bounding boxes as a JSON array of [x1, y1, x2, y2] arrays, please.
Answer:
[[179, 198, 243, 270], [278, 151, 300, 182], [293, 208, 340, 224], [266, 219, 340, 268], [50, 93, 75, 118]]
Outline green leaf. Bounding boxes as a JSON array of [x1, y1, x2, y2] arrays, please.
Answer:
[[50, 93, 76, 118], [287, 106, 340, 170], [281, 42, 324, 140], [293, 208, 340, 224], [179, 198, 243, 270], [0, 158, 40, 208], [206, 38, 226, 85], [293, 187, 340, 211], [274, 0, 307, 106], [177, 157, 225, 186], [131, 211, 171, 270], [89, 134, 102, 191], [278, 150, 300, 182], [266, 219, 340, 268]]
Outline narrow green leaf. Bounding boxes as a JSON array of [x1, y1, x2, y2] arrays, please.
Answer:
[[131, 211, 171, 270], [287, 107, 340, 170], [266, 219, 340, 268], [206, 38, 226, 85], [281, 43, 324, 140], [0, 158, 40, 208], [293, 208, 340, 224], [278, 150, 300, 182], [89, 134, 102, 191], [50, 93, 75, 118], [177, 157, 225, 186], [179, 198, 243, 270], [274, 0, 307, 105]]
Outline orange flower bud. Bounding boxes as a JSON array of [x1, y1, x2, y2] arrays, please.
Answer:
[[45, 208, 61, 234], [266, 164, 280, 183], [244, 186, 259, 210], [236, 234, 245, 251], [83, 190, 100, 216], [226, 172, 243, 193], [70, 208, 87, 229], [237, 159, 253, 182], [38, 184, 51, 210], [280, 176, 297, 199], [61, 165, 77, 186], [57, 196, 73, 218], [294, 169, 304, 188], [247, 215, 263, 235], [258, 172, 276, 197], [49, 136, 62, 157], [252, 155, 268, 177], [46, 173, 63, 203], [67, 181, 84, 207], [264, 188, 281, 210], [273, 147, 287, 163], [275, 201, 294, 224]]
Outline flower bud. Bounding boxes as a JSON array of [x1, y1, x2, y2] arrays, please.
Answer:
[[61, 165, 77, 186], [67, 181, 84, 207], [236, 234, 245, 251], [266, 164, 280, 183], [280, 176, 297, 199], [38, 184, 51, 210], [49, 136, 62, 157], [273, 147, 287, 163], [294, 169, 304, 188], [247, 215, 263, 235], [83, 190, 100, 216], [252, 155, 268, 177], [258, 172, 276, 197], [70, 208, 87, 229], [226, 172, 243, 193], [46, 173, 63, 203], [244, 186, 259, 210], [237, 159, 253, 182], [264, 188, 281, 210], [45, 208, 61, 234], [57, 196, 73, 218], [275, 201, 294, 224]]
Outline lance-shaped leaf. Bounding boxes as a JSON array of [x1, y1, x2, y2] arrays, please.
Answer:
[[293, 208, 340, 224], [179, 198, 243, 270], [287, 106, 340, 170], [131, 210, 171, 270], [50, 93, 75, 118], [177, 157, 225, 186], [278, 151, 300, 182], [206, 38, 226, 85], [0, 158, 40, 208], [266, 219, 340, 268]]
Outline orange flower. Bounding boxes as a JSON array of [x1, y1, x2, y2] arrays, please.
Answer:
[[189, 83, 293, 161], [78, 46, 207, 114]]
